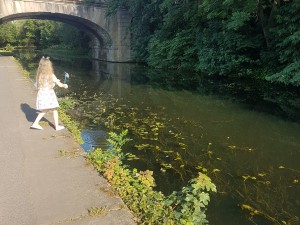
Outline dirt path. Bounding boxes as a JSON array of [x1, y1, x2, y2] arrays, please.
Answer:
[[0, 56, 136, 225]]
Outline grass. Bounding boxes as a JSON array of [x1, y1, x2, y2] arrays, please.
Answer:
[[0, 50, 14, 56], [42, 47, 90, 59], [88, 207, 109, 217]]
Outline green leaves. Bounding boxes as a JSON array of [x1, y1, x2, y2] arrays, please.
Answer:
[[88, 131, 217, 224], [165, 172, 216, 224], [0, 22, 18, 47], [104, 0, 299, 85], [226, 11, 251, 31], [266, 1, 300, 85], [266, 61, 300, 86], [148, 28, 198, 71], [107, 129, 132, 156], [1, 19, 89, 50]]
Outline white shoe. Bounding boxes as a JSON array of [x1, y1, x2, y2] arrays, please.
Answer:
[[55, 125, 65, 131], [30, 124, 43, 130]]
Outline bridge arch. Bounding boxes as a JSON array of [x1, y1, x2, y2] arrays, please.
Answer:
[[0, 0, 131, 62]]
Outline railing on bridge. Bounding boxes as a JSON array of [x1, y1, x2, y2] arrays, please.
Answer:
[[20, 0, 109, 7], [16, 0, 130, 10]]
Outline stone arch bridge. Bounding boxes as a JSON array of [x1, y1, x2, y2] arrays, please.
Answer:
[[0, 0, 131, 62]]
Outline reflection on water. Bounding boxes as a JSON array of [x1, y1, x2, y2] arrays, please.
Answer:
[[80, 129, 108, 151], [14, 50, 300, 225]]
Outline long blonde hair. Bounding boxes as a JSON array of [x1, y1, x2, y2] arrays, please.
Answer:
[[36, 57, 54, 89]]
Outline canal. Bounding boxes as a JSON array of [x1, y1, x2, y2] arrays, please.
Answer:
[[15, 50, 300, 225]]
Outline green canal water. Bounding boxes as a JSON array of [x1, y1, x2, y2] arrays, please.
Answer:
[[15, 50, 300, 225]]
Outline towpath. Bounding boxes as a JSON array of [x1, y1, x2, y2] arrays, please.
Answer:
[[0, 56, 136, 225]]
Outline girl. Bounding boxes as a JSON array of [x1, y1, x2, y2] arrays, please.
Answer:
[[30, 56, 68, 131]]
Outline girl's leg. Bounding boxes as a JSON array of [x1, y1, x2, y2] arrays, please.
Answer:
[[53, 109, 64, 131], [31, 110, 48, 130]]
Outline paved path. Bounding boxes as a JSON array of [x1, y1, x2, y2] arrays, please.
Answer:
[[0, 56, 136, 225]]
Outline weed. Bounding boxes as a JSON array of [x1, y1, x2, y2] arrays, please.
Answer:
[[88, 207, 108, 217]]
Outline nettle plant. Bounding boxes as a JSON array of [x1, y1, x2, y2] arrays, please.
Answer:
[[87, 130, 217, 225]]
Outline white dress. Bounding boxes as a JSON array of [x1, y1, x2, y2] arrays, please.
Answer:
[[36, 74, 60, 110]]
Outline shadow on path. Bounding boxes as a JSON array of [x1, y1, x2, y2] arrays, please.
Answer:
[[20, 103, 48, 124], [20, 103, 36, 122]]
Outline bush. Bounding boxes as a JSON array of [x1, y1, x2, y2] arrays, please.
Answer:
[[88, 130, 217, 225], [4, 44, 14, 51]]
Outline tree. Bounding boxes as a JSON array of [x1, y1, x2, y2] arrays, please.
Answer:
[[195, 0, 264, 76], [39, 20, 60, 48], [266, 0, 300, 85], [56, 23, 90, 49], [19, 20, 38, 46], [0, 20, 90, 49], [0, 22, 19, 47]]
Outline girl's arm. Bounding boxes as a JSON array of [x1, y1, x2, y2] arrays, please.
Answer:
[[53, 74, 68, 89]]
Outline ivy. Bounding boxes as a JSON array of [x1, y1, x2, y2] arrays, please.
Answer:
[[87, 131, 217, 225]]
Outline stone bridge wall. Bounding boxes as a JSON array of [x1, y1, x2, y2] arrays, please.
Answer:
[[0, 0, 131, 62]]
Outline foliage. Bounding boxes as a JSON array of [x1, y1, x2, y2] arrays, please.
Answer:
[[196, 25, 259, 76], [163, 173, 216, 224], [38, 21, 60, 48], [103, 0, 298, 85], [0, 50, 14, 56], [105, 0, 129, 16], [4, 44, 14, 51], [59, 96, 77, 110], [87, 131, 216, 224], [197, 0, 260, 75], [0, 22, 19, 47], [88, 207, 108, 216], [0, 20, 90, 51], [19, 20, 38, 46], [266, 61, 300, 86], [266, 1, 300, 86], [148, 28, 198, 71], [58, 97, 83, 144], [107, 130, 132, 157]]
